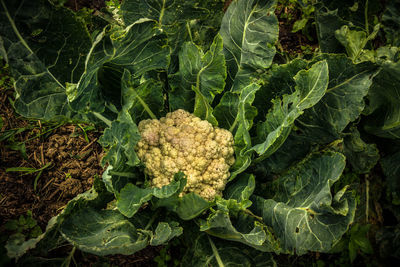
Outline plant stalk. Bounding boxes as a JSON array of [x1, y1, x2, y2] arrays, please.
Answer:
[[92, 112, 112, 127], [208, 235, 224, 267]]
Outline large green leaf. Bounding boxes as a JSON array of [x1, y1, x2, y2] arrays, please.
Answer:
[[0, 0, 91, 120], [251, 60, 329, 161], [365, 60, 400, 138], [68, 20, 170, 113], [60, 208, 149, 256], [60, 207, 182, 256], [181, 233, 276, 267], [169, 35, 226, 124], [258, 55, 376, 174], [252, 152, 356, 254], [200, 207, 281, 252], [297, 54, 376, 143], [219, 0, 278, 90]]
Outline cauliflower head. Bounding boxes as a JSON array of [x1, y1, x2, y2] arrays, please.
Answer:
[[135, 109, 235, 201]]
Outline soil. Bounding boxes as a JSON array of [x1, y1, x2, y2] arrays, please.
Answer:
[[275, 2, 318, 56]]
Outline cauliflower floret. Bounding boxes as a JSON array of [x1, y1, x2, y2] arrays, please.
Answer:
[[135, 109, 235, 201]]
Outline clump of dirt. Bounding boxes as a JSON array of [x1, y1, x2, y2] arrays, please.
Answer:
[[0, 123, 104, 228]]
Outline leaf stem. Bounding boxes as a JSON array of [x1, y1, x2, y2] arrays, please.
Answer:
[[243, 209, 263, 222], [62, 246, 76, 267], [366, 176, 370, 223], [92, 112, 112, 127], [144, 209, 160, 230], [158, 0, 166, 27], [186, 21, 193, 42], [132, 88, 157, 120], [229, 117, 238, 133], [208, 235, 224, 267]]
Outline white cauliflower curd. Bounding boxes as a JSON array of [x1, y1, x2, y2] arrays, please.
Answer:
[[135, 109, 235, 201]]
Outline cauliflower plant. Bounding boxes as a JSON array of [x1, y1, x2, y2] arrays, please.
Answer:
[[135, 109, 235, 201]]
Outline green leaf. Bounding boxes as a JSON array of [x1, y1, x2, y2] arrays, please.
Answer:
[[181, 233, 276, 267], [343, 127, 379, 174], [251, 60, 329, 161], [121, 0, 209, 26], [155, 192, 211, 220], [334, 24, 380, 62], [60, 207, 181, 256], [214, 83, 260, 178], [297, 54, 377, 143], [224, 173, 255, 204], [69, 20, 170, 113], [253, 59, 309, 120], [212, 91, 239, 132], [252, 152, 356, 254], [99, 119, 141, 168], [116, 185, 153, 218], [349, 224, 373, 255], [335, 25, 367, 61], [121, 69, 164, 122], [292, 18, 309, 33], [200, 174, 279, 252], [219, 0, 278, 89], [365, 60, 400, 138], [200, 209, 280, 252], [120, 0, 212, 55], [116, 173, 186, 218], [150, 221, 183, 246], [0, 0, 91, 120], [169, 35, 226, 124], [315, 6, 347, 53]]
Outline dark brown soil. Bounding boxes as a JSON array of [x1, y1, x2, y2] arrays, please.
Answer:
[[275, 2, 318, 56]]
